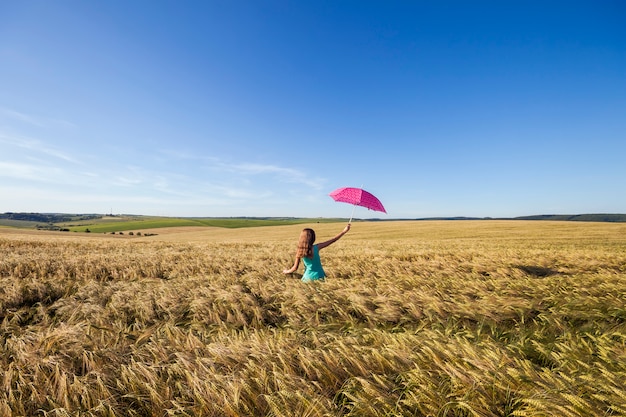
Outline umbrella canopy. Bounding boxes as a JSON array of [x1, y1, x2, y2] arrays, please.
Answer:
[[329, 187, 386, 222]]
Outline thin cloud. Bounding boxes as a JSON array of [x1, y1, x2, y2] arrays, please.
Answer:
[[159, 148, 327, 190], [233, 163, 326, 190], [49, 118, 78, 129], [0, 140, 326, 215], [0, 161, 44, 181], [234, 163, 299, 175], [113, 176, 143, 186], [0, 107, 43, 126], [0, 107, 77, 129], [0, 161, 91, 186], [0, 133, 79, 164], [156, 149, 221, 164]]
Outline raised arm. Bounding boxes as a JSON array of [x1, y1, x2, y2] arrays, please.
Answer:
[[317, 224, 351, 250]]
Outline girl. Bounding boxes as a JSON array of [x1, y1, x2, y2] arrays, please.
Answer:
[[283, 224, 351, 282]]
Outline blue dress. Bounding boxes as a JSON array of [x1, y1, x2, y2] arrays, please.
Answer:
[[301, 245, 326, 282]]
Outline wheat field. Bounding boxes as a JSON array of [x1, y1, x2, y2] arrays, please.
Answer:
[[1, 220, 625, 416]]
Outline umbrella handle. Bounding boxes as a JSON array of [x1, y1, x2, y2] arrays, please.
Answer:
[[349, 183, 363, 223]]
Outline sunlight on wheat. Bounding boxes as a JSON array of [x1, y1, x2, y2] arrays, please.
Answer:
[[1, 220, 625, 416]]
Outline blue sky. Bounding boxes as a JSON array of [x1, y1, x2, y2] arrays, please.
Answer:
[[1, 1, 624, 218]]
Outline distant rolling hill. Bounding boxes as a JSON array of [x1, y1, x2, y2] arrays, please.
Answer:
[[512, 214, 626, 222], [1, 212, 625, 231], [391, 214, 626, 223]]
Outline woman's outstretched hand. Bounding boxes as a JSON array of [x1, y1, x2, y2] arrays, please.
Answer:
[[343, 223, 351, 234]]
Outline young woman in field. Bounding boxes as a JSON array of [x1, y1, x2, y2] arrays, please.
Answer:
[[283, 224, 351, 282]]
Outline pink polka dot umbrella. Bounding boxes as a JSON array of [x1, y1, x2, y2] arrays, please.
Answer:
[[329, 187, 387, 223]]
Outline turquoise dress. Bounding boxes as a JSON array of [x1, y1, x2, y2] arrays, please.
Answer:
[[301, 245, 326, 282]]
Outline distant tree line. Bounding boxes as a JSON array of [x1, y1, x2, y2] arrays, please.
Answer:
[[0, 213, 101, 223]]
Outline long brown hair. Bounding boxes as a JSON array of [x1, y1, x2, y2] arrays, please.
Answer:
[[296, 228, 315, 258]]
